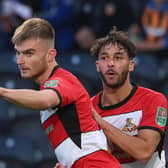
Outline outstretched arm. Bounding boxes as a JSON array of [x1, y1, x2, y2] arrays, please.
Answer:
[[0, 87, 60, 110]]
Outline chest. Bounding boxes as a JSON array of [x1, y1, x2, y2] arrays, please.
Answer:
[[102, 110, 143, 136]]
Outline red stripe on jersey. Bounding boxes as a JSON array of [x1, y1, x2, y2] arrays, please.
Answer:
[[42, 114, 68, 148]]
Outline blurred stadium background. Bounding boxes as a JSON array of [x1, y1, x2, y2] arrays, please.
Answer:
[[0, 0, 167, 167]]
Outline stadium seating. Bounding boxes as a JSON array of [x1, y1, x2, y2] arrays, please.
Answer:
[[131, 54, 159, 89], [0, 100, 13, 134], [9, 114, 57, 164], [0, 134, 34, 168], [57, 51, 101, 96]]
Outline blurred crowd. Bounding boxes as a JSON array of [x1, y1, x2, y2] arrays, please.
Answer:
[[0, 0, 144, 53], [0, 0, 168, 97], [0, 1, 167, 167]]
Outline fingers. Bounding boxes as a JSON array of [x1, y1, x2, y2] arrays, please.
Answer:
[[54, 163, 66, 168], [92, 106, 101, 120], [91, 105, 98, 117], [91, 105, 103, 127]]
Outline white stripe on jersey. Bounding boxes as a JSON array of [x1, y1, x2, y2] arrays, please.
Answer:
[[122, 151, 165, 168], [54, 130, 107, 168], [103, 110, 142, 136], [40, 107, 58, 123]]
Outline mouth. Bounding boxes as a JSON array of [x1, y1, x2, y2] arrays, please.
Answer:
[[19, 67, 29, 73], [105, 70, 116, 77]]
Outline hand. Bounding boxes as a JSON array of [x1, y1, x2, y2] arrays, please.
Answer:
[[54, 163, 66, 168], [0, 87, 6, 96], [92, 106, 103, 125], [92, 106, 115, 153]]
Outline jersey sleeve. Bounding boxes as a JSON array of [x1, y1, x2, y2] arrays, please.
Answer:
[[41, 77, 78, 107], [139, 93, 167, 132]]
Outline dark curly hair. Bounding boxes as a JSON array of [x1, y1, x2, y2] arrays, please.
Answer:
[[90, 27, 136, 59]]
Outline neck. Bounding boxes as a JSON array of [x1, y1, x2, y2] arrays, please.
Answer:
[[35, 62, 58, 85], [101, 81, 133, 106]]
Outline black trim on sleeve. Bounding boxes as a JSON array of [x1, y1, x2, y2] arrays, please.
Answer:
[[138, 126, 165, 158], [138, 126, 164, 136], [44, 88, 62, 108]]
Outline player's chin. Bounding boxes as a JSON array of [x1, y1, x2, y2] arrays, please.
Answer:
[[20, 73, 32, 79], [106, 78, 117, 85]]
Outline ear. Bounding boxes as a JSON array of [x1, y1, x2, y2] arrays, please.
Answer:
[[96, 60, 100, 72], [129, 59, 135, 72], [48, 49, 57, 62]]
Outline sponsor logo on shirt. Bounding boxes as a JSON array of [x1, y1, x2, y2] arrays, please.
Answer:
[[45, 124, 54, 135], [156, 107, 167, 126], [44, 80, 58, 88]]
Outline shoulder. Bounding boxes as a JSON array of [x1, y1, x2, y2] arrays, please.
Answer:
[[53, 67, 80, 84], [91, 92, 101, 102], [137, 86, 167, 103], [40, 67, 78, 89]]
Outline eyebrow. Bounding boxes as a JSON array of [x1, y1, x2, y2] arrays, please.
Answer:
[[99, 51, 107, 55], [99, 50, 126, 55], [14, 48, 36, 54], [114, 51, 126, 55]]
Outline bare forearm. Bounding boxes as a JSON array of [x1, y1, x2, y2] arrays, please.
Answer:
[[0, 87, 55, 110], [97, 118, 159, 162]]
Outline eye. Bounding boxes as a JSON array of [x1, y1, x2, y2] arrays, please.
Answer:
[[99, 54, 108, 60], [25, 51, 34, 57], [100, 56, 106, 60], [27, 53, 33, 57], [116, 56, 122, 59], [114, 55, 123, 60]]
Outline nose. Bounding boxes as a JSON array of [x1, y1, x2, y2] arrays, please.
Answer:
[[107, 58, 115, 67], [16, 54, 25, 65]]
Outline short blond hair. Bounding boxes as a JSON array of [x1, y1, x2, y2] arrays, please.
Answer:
[[12, 18, 55, 48]]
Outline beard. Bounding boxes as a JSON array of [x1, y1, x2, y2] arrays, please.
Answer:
[[99, 69, 129, 89]]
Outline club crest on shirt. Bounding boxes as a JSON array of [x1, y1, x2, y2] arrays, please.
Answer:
[[44, 80, 58, 88], [122, 118, 137, 132], [156, 107, 167, 126]]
